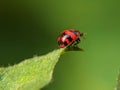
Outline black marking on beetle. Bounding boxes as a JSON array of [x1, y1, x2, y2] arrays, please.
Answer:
[[62, 34, 70, 41], [67, 35, 72, 41], [62, 34, 72, 42], [64, 42, 68, 46]]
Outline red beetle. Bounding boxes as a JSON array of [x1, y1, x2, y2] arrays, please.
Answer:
[[57, 29, 83, 48]]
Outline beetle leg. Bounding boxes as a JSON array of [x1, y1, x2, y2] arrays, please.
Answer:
[[74, 38, 80, 45]]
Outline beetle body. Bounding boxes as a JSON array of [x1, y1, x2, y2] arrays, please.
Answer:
[[57, 29, 83, 48]]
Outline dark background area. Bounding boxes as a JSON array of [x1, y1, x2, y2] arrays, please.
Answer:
[[0, 0, 120, 90]]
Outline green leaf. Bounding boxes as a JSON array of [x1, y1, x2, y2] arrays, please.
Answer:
[[0, 48, 65, 90], [0, 47, 83, 90]]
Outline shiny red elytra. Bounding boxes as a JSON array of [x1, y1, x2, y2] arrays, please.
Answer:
[[57, 29, 83, 48]]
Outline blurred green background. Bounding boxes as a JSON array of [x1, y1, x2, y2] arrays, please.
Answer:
[[0, 0, 120, 90]]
